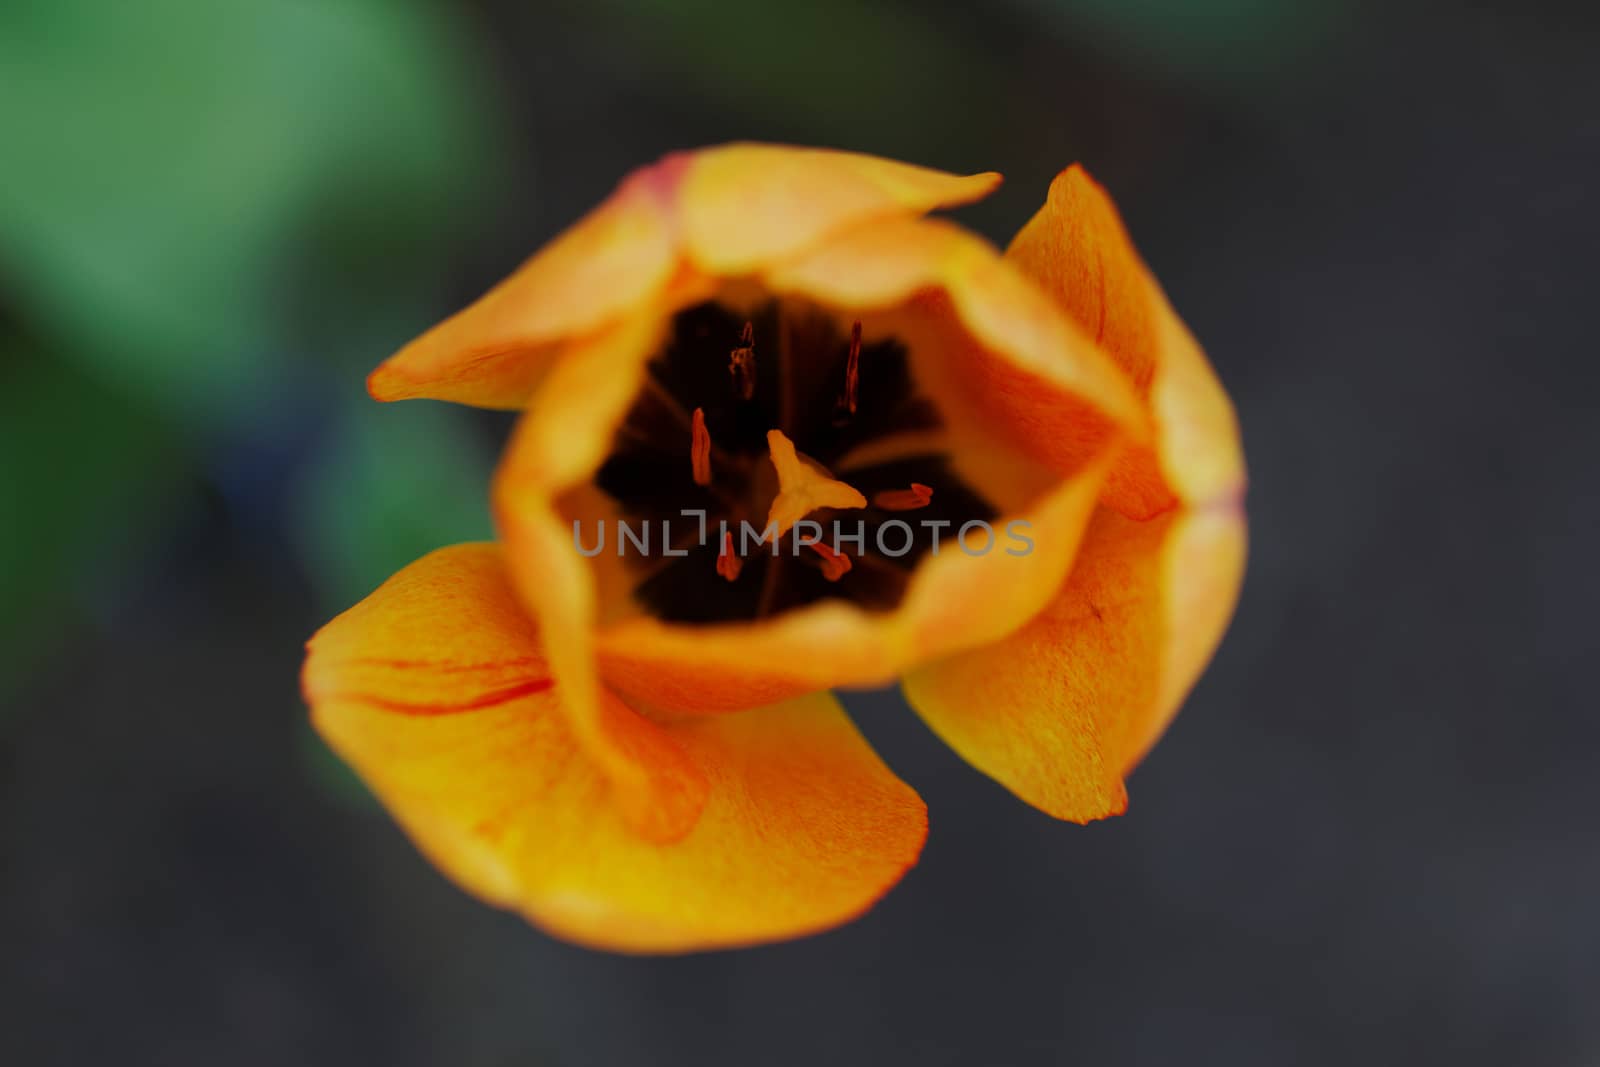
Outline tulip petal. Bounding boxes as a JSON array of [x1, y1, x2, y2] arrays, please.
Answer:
[[1005, 165, 1245, 515], [678, 143, 1001, 274], [368, 168, 680, 408], [301, 542, 550, 714], [763, 214, 1148, 474], [311, 647, 927, 953], [901, 167, 1248, 821], [490, 311, 749, 839], [304, 542, 708, 845], [902, 502, 1245, 823], [369, 144, 999, 409]]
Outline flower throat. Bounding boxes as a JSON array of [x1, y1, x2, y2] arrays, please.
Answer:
[[593, 299, 995, 623]]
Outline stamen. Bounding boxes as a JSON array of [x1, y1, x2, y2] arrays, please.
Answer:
[[716, 531, 743, 581], [690, 406, 713, 486], [840, 320, 862, 415], [729, 320, 756, 400], [809, 541, 853, 582], [873, 482, 934, 511]]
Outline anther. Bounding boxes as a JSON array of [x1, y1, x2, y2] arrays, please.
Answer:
[[716, 531, 743, 581], [873, 483, 934, 511], [840, 320, 862, 415], [729, 320, 756, 400], [690, 407, 713, 486], [809, 541, 852, 582]]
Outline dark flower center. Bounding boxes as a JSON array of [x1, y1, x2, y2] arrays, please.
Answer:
[[592, 299, 995, 623]]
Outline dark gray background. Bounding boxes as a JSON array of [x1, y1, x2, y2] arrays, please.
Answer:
[[5, 1, 1597, 1063]]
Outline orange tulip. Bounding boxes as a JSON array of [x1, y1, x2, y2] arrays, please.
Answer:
[[302, 144, 1246, 953]]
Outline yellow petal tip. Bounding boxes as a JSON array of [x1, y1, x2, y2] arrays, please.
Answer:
[[366, 361, 408, 402]]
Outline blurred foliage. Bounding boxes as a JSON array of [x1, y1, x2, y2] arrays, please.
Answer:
[[0, 0, 506, 697], [565, 0, 1015, 160], [0, 343, 186, 697], [290, 400, 496, 612], [0, 0, 499, 426]]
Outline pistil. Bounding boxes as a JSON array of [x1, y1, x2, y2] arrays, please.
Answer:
[[763, 428, 867, 537]]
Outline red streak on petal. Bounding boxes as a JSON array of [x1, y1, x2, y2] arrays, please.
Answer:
[[337, 655, 546, 674], [322, 677, 554, 717]]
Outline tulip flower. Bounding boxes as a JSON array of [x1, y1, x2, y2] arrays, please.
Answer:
[[302, 144, 1246, 952]]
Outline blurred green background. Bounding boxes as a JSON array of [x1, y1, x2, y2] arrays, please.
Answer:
[[1, 0, 504, 694], [4, 1, 1597, 1064]]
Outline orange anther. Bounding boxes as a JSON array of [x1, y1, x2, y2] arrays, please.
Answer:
[[716, 531, 743, 581], [873, 482, 933, 511], [809, 541, 852, 582], [690, 406, 712, 486]]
